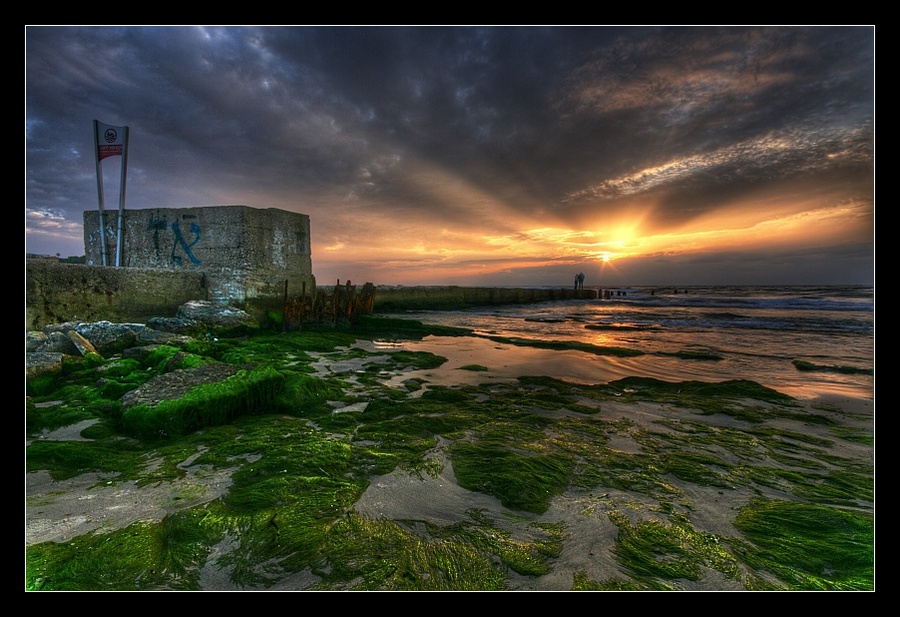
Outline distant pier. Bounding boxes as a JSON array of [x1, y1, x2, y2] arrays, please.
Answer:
[[372, 286, 597, 312]]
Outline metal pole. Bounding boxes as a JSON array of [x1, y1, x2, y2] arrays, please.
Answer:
[[93, 120, 109, 267], [115, 126, 130, 267]]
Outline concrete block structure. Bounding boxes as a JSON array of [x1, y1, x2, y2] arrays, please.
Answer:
[[83, 206, 316, 320], [25, 259, 208, 331]]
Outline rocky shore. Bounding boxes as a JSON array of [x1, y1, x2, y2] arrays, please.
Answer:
[[26, 300, 259, 381], [26, 288, 598, 381]]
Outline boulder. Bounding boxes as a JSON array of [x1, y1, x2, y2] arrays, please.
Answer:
[[25, 352, 66, 380], [120, 364, 242, 410], [25, 301, 257, 382], [27, 330, 78, 354], [67, 330, 103, 360], [175, 300, 259, 338], [71, 321, 140, 356], [145, 316, 207, 336]]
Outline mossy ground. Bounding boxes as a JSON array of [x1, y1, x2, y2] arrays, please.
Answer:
[[26, 317, 874, 591]]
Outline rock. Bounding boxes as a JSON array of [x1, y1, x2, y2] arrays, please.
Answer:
[[145, 316, 206, 336], [67, 330, 104, 361], [27, 330, 78, 354], [71, 321, 140, 356], [134, 329, 195, 347], [120, 364, 242, 409], [25, 301, 257, 382], [175, 301, 259, 337], [122, 344, 164, 363], [25, 331, 47, 352], [43, 321, 83, 334], [25, 352, 66, 380]]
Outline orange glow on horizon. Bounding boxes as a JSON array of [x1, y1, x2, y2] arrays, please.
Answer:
[[309, 188, 871, 285]]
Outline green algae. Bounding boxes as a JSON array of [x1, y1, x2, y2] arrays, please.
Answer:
[[316, 513, 509, 590], [602, 376, 796, 406], [732, 499, 874, 590], [314, 507, 565, 590], [657, 350, 724, 361], [451, 442, 575, 514], [572, 571, 664, 590], [144, 345, 214, 372], [26, 317, 874, 591], [609, 510, 741, 584], [26, 514, 221, 591], [481, 334, 643, 357], [792, 359, 874, 376], [25, 438, 146, 481], [121, 366, 286, 439], [365, 350, 447, 372], [459, 364, 489, 372], [829, 425, 874, 446]]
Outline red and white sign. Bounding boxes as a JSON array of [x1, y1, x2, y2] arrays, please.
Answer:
[[96, 121, 127, 161]]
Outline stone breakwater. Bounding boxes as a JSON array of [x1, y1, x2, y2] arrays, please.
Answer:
[[26, 256, 599, 330], [371, 286, 597, 312]]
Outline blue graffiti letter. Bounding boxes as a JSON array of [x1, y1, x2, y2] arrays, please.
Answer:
[[171, 221, 202, 266]]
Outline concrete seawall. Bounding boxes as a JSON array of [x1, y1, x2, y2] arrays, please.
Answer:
[[26, 259, 208, 331], [26, 261, 599, 330], [372, 286, 597, 312]]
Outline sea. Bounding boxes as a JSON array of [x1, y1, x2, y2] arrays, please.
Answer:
[[377, 285, 875, 402]]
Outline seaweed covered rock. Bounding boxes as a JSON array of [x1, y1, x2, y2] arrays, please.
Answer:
[[120, 364, 243, 410], [120, 364, 285, 438], [25, 301, 255, 381]]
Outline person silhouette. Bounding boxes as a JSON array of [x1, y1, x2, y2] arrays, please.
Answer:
[[577, 272, 585, 290]]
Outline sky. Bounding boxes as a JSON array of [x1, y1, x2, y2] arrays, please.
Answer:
[[25, 26, 875, 287]]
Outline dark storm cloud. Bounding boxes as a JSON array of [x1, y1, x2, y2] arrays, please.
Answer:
[[25, 25, 873, 285], [548, 27, 874, 220]]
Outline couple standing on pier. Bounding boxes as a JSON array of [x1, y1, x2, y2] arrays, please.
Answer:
[[574, 272, 585, 290]]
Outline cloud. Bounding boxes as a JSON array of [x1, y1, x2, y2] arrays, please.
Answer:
[[25, 26, 874, 285]]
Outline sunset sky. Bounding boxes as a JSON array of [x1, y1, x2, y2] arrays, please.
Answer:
[[25, 26, 874, 287]]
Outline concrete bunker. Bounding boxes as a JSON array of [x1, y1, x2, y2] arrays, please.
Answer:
[[83, 205, 316, 321]]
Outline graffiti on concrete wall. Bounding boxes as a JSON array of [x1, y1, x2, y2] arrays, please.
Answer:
[[172, 220, 202, 266], [149, 215, 167, 255], [146, 214, 203, 267]]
